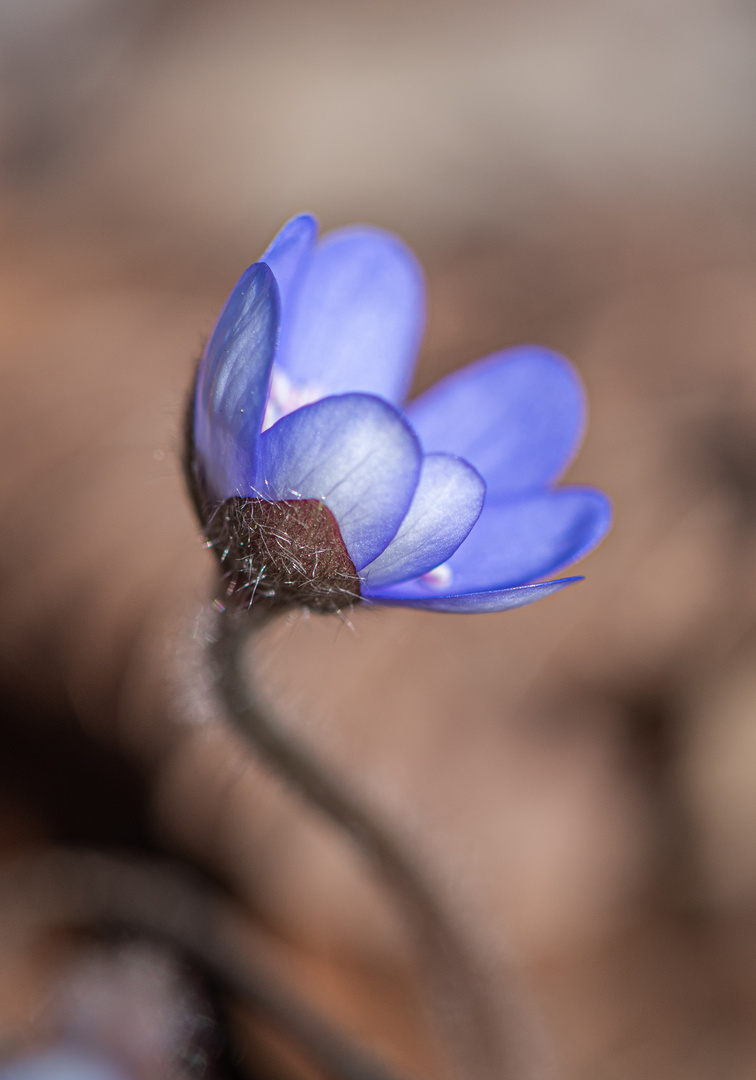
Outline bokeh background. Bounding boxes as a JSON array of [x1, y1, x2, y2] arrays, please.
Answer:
[[3, 1, 756, 1077]]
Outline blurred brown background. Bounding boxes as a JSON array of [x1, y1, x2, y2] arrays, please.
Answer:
[[2, 1, 756, 1077]]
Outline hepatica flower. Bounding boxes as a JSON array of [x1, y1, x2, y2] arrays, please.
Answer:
[[187, 215, 610, 614]]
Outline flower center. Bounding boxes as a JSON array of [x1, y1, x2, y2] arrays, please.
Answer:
[[420, 563, 453, 590], [205, 497, 361, 612], [262, 368, 323, 430]]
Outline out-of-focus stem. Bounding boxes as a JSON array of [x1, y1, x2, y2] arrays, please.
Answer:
[[210, 604, 552, 1080], [0, 849, 413, 1080]]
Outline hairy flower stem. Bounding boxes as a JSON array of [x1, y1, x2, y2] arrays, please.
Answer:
[[210, 604, 552, 1080], [1, 850, 410, 1080]]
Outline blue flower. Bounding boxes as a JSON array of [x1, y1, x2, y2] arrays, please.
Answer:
[[188, 214, 610, 613]]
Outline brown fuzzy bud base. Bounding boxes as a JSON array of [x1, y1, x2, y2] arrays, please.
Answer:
[[204, 497, 362, 612]]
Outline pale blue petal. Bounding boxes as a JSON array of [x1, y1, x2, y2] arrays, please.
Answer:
[[274, 227, 425, 403], [369, 487, 610, 600], [261, 213, 318, 313], [257, 394, 422, 569], [0, 1048, 129, 1080], [193, 262, 279, 500], [407, 346, 586, 495], [368, 577, 580, 613], [360, 454, 485, 587]]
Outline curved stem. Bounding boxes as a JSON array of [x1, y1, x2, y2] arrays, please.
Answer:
[[0, 849, 413, 1080], [210, 605, 552, 1080]]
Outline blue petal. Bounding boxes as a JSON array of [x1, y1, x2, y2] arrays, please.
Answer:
[[274, 226, 425, 404], [407, 346, 586, 495], [369, 487, 611, 599], [0, 1048, 129, 1080], [360, 453, 485, 588], [261, 213, 318, 313], [256, 394, 422, 570], [368, 577, 581, 613], [194, 262, 280, 500]]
